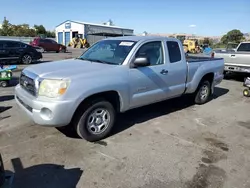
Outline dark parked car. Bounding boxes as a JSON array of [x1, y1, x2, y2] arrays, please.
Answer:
[[30, 38, 67, 53], [0, 40, 42, 64]]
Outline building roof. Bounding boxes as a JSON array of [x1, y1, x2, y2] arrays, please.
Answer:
[[56, 20, 134, 31]]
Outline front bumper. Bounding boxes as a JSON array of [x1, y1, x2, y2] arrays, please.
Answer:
[[15, 84, 76, 127], [33, 52, 43, 61]]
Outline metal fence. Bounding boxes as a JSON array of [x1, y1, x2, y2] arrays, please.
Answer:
[[0, 36, 56, 44]]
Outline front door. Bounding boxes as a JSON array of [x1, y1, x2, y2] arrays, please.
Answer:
[[129, 41, 169, 109]]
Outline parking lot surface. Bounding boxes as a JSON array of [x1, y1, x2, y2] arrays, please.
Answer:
[[1, 51, 250, 188]]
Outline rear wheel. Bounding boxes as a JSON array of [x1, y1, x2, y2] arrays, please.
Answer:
[[194, 80, 211, 104], [74, 99, 116, 142], [21, 54, 32, 64]]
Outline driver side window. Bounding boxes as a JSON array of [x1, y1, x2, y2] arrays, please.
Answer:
[[135, 41, 164, 66]]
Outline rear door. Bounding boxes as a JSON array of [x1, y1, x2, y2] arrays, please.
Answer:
[[128, 40, 170, 108]]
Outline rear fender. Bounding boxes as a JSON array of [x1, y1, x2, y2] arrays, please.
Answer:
[[185, 71, 214, 94]]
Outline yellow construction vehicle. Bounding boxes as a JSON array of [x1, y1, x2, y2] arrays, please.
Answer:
[[183, 39, 201, 53], [68, 34, 89, 48]]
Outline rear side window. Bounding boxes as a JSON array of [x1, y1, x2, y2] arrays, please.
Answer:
[[44, 39, 53, 43], [167, 41, 181, 63], [39, 39, 46, 43], [0, 42, 4, 48], [237, 43, 250, 52]]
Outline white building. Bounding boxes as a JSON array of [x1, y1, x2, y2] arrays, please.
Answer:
[[55, 20, 134, 46]]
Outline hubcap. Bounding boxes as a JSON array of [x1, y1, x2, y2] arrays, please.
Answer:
[[200, 85, 209, 100], [87, 108, 110, 135], [22, 55, 32, 64]]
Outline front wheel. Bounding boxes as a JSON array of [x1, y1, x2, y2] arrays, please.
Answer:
[[0, 81, 8, 87], [194, 80, 211, 104], [74, 100, 116, 142]]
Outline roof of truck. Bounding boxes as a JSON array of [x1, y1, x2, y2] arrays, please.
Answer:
[[105, 35, 174, 42]]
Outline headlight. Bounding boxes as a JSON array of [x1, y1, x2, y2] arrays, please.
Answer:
[[38, 79, 70, 98]]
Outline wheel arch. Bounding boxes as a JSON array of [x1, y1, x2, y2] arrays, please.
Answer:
[[71, 90, 122, 123]]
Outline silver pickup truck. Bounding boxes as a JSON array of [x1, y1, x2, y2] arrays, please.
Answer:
[[15, 36, 224, 142], [214, 42, 250, 73]]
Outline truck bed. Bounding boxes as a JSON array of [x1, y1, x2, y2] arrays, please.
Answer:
[[186, 55, 223, 63]]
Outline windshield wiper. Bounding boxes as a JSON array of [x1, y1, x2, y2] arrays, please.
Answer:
[[75, 57, 91, 62], [76, 57, 116, 65], [88, 59, 116, 65]]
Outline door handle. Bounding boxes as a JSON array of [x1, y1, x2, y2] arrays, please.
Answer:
[[160, 69, 168, 75], [231, 54, 235, 57]]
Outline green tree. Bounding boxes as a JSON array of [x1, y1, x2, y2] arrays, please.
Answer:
[[0, 17, 54, 38], [221, 29, 245, 44], [0, 17, 14, 36], [34, 24, 46, 35], [46, 30, 56, 38]]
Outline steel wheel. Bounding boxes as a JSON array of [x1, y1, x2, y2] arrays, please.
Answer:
[[74, 100, 116, 142], [22, 54, 32, 64], [200, 85, 209, 100], [87, 108, 111, 135], [194, 80, 211, 105]]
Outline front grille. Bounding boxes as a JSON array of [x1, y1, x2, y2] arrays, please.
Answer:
[[20, 73, 36, 96]]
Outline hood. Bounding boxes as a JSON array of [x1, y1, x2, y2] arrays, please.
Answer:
[[25, 59, 117, 79]]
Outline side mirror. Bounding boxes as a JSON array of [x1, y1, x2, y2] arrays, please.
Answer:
[[133, 57, 150, 67]]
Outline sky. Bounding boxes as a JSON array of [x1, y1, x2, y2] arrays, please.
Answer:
[[0, 0, 249, 36]]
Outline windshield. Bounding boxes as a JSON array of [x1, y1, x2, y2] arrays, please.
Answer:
[[78, 40, 137, 65]]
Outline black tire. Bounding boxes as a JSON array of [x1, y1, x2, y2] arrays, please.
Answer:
[[74, 99, 116, 142], [243, 89, 250, 97], [194, 80, 211, 104], [0, 81, 8, 87], [21, 54, 32, 64]]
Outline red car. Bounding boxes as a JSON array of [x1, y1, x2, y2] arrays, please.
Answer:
[[30, 37, 67, 53]]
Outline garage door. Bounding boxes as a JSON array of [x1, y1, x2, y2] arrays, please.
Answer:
[[64, 32, 70, 46], [58, 32, 63, 44]]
